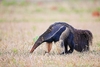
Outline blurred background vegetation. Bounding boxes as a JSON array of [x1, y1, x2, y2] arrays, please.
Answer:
[[0, 0, 100, 23]]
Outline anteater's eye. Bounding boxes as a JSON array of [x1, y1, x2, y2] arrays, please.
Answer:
[[41, 37, 44, 41]]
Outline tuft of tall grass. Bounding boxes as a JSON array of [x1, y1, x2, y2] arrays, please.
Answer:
[[33, 36, 39, 42], [12, 48, 18, 54]]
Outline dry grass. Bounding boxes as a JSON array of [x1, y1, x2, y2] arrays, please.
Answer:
[[0, 1, 100, 67], [0, 22, 100, 67]]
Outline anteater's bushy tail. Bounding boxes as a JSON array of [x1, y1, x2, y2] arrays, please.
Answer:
[[73, 29, 93, 52]]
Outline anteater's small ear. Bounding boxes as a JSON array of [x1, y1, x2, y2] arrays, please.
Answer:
[[49, 27, 53, 32]]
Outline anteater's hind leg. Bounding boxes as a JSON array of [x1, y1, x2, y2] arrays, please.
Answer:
[[67, 33, 75, 53], [68, 41, 75, 53], [63, 32, 75, 54]]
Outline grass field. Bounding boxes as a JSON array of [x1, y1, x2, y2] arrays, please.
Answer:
[[0, 1, 100, 67]]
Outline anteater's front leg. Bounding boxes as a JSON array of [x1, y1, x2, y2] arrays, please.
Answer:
[[46, 42, 52, 53]]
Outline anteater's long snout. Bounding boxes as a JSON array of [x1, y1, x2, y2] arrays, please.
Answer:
[[30, 35, 44, 53], [30, 45, 36, 53], [30, 43, 40, 53]]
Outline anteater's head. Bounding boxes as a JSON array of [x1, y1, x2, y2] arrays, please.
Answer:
[[30, 36, 44, 53]]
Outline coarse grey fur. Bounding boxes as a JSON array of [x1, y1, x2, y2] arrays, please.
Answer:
[[55, 27, 70, 54]]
